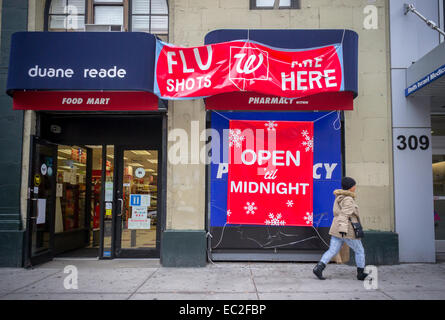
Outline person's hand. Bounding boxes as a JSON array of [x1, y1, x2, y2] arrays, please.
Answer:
[[340, 232, 347, 237]]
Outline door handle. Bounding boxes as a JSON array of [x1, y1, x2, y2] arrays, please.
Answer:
[[117, 198, 124, 217]]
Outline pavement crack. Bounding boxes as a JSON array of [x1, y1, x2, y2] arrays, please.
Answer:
[[249, 265, 260, 300], [126, 267, 160, 300]]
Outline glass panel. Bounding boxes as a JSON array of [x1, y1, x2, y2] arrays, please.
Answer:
[[255, 0, 275, 7], [31, 143, 56, 256], [56, 145, 87, 233], [132, 15, 150, 32], [94, 6, 124, 25], [89, 146, 103, 249], [67, 0, 85, 14], [151, 15, 168, 34], [433, 154, 445, 240], [50, 0, 67, 14], [67, 14, 85, 30], [121, 150, 158, 249], [279, 0, 291, 7], [151, 0, 168, 14], [49, 15, 67, 30], [132, 0, 150, 14], [102, 146, 114, 257]]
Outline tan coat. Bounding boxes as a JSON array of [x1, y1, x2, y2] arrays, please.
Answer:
[[329, 189, 360, 239]]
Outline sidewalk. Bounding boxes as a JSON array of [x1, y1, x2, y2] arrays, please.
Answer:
[[1, 259, 445, 300]]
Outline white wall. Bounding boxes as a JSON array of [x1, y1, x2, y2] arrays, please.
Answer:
[[390, 0, 440, 262]]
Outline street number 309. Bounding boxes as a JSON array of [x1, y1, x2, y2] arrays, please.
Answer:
[[396, 135, 429, 150]]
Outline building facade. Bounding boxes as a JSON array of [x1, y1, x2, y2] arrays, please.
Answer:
[[0, 0, 442, 268]]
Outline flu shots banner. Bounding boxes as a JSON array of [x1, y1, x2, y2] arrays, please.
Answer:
[[227, 120, 313, 226], [155, 40, 344, 99]]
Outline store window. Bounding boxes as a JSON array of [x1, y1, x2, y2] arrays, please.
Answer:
[[432, 115, 445, 243], [250, 0, 301, 9], [46, 0, 169, 37], [56, 145, 88, 232]]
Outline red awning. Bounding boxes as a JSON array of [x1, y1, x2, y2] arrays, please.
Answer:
[[205, 91, 353, 111], [12, 91, 159, 111]]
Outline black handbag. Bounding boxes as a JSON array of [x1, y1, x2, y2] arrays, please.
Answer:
[[349, 217, 364, 238]]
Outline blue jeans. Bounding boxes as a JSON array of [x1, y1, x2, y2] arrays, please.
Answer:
[[320, 236, 366, 268]]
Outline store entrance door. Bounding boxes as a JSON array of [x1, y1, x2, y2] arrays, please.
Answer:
[[113, 147, 161, 258], [24, 137, 57, 267]]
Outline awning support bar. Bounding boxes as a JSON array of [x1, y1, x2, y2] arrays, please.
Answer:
[[404, 3, 445, 37]]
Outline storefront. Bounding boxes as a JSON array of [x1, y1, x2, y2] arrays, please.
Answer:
[[405, 41, 445, 259], [201, 29, 358, 262], [7, 27, 360, 267], [7, 32, 167, 266]]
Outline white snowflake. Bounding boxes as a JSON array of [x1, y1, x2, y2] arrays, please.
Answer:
[[286, 200, 294, 207], [244, 202, 258, 215], [304, 212, 313, 225], [264, 121, 278, 131], [227, 209, 232, 217], [229, 129, 245, 148], [265, 213, 286, 226], [301, 130, 313, 152]]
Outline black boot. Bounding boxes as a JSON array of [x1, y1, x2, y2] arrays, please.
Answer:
[[313, 262, 326, 280], [357, 267, 368, 281]]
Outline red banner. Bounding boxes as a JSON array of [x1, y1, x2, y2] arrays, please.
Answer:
[[227, 120, 314, 226], [205, 91, 353, 110], [12, 91, 159, 111], [155, 40, 343, 99]]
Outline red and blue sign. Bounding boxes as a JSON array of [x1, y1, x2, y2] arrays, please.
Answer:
[[226, 120, 314, 226], [210, 111, 342, 250], [154, 40, 344, 99]]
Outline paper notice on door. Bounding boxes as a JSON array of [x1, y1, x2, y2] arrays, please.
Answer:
[[105, 182, 113, 201], [132, 206, 148, 219], [128, 218, 151, 230], [36, 198, 46, 224], [56, 183, 63, 197]]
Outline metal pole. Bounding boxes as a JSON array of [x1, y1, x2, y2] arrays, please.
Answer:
[[404, 3, 445, 37]]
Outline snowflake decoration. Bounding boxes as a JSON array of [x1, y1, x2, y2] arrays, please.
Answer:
[[229, 129, 245, 148], [304, 212, 313, 225], [286, 200, 294, 207], [227, 209, 232, 217], [301, 130, 313, 152], [244, 202, 258, 215], [264, 121, 278, 131], [265, 213, 286, 226]]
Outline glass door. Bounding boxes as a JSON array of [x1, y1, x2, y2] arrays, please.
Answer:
[[114, 147, 160, 258], [25, 136, 57, 267]]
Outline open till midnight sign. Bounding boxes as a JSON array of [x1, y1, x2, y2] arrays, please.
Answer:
[[226, 120, 314, 226]]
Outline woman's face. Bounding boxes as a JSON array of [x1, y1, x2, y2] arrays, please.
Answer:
[[349, 185, 356, 193]]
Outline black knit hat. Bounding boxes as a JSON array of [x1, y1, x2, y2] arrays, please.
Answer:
[[341, 177, 356, 190]]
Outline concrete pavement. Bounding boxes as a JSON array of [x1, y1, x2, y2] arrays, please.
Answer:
[[1, 259, 445, 300]]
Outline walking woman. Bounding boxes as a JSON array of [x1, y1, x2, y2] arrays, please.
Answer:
[[313, 177, 368, 280]]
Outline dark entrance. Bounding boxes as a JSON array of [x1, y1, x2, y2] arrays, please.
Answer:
[[24, 113, 166, 266]]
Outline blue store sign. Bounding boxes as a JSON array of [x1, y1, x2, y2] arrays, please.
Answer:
[[7, 32, 157, 94]]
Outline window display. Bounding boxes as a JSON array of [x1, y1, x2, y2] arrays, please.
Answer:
[[56, 145, 87, 232]]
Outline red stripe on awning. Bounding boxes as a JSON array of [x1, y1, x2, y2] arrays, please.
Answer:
[[205, 91, 353, 111], [12, 91, 159, 111]]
